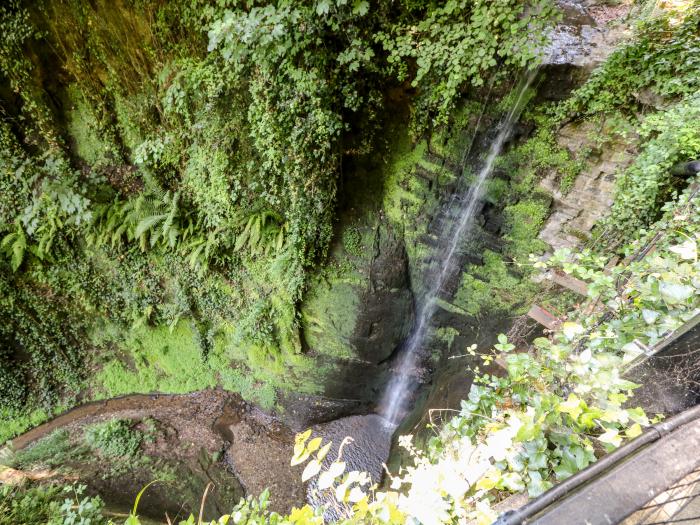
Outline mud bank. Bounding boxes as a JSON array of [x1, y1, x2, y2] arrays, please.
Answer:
[[8, 390, 306, 520]]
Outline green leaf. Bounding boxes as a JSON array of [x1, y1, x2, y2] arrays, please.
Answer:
[[302, 459, 321, 481], [132, 480, 160, 516], [291, 449, 311, 467], [642, 309, 659, 324], [528, 451, 548, 470], [598, 428, 622, 447], [627, 407, 650, 426], [501, 472, 525, 492], [527, 470, 551, 497], [352, 0, 369, 15], [669, 239, 697, 260], [318, 461, 346, 490], [561, 322, 584, 341], [515, 421, 538, 442], [125, 515, 141, 525], [316, 0, 331, 15], [135, 214, 165, 240], [316, 442, 332, 462], [558, 394, 583, 421], [307, 437, 322, 454], [659, 282, 694, 304], [295, 430, 312, 445], [625, 423, 642, 438]]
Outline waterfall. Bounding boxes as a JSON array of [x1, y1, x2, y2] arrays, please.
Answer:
[[378, 70, 538, 425]]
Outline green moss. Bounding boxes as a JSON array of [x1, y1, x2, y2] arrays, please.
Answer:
[[434, 326, 459, 350], [0, 407, 50, 446], [500, 124, 585, 196], [302, 276, 361, 361], [94, 319, 314, 409], [113, 92, 148, 155], [503, 198, 550, 262], [484, 177, 509, 204], [216, 366, 277, 411], [65, 85, 109, 164], [429, 100, 484, 158], [382, 133, 429, 225], [96, 322, 216, 398], [453, 251, 538, 318]]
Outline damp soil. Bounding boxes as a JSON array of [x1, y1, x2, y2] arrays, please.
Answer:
[[10, 389, 306, 521]]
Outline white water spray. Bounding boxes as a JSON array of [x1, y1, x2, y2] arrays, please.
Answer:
[[379, 70, 537, 425]]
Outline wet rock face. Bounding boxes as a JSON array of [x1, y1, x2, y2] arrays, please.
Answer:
[[299, 220, 414, 417], [537, 0, 632, 103], [544, 0, 631, 68], [351, 223, 414, 364]]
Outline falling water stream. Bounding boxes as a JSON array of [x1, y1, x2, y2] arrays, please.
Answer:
[[378, 70, 538, 425]]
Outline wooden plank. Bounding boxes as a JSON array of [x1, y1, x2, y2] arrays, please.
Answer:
[[527, 304, 560, 330], [551, 270, 588, 296]]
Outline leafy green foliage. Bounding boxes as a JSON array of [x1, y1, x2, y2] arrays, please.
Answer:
[[541, 183, 700, 360], [0, 483, 107, 525], [499, 120, 585, 195], [3, 185, 698, 523], [378, 0, 556, 135], [0, 227, 26, 272], [84, 419, 142, 459], [0, 265, 87, 415], [598, 92, 700, 246], [206, 0, 383, 267], [88, 190, 288, 274], [341, 227, 363, 257], [558, 5, 700, 118], [0, 0, 558, 435], [2, 429, 84, 470], [454, 250, 539, 318]]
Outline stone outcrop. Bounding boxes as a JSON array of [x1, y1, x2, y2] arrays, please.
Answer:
[[539, 119, 636, 251], [544, 0, 632, 69]]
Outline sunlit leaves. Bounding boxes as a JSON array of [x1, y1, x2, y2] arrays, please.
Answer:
[[669, 239, 698, 261], [317, 461, 346, 490], [402, 198, 700, 523], [659, 282, 694, 304], [557, 393, 583, 422], [598, 428, 622, 447], [301, 459, 322, 481]]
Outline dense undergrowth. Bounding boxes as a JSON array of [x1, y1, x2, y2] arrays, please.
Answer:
[[0, 0, 554, 440], [3, 1, 700, 524], [6, 179, 699, 524], [450, 0, 700, 319]]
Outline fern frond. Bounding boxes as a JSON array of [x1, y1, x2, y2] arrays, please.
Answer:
[[1, 228, 26, 272], [135, 214, 166, 241]]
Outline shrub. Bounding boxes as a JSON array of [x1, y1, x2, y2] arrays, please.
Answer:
[[84, 419, 142, 459]]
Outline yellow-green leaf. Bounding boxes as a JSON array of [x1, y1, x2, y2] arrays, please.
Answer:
[[307, 437, 322, 454], [558, 393, 583, 421], [316, 442, 332, 462], [625, 423, 642, 439], [302, 459, 322, 481], [598, 428, 622, 447]]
